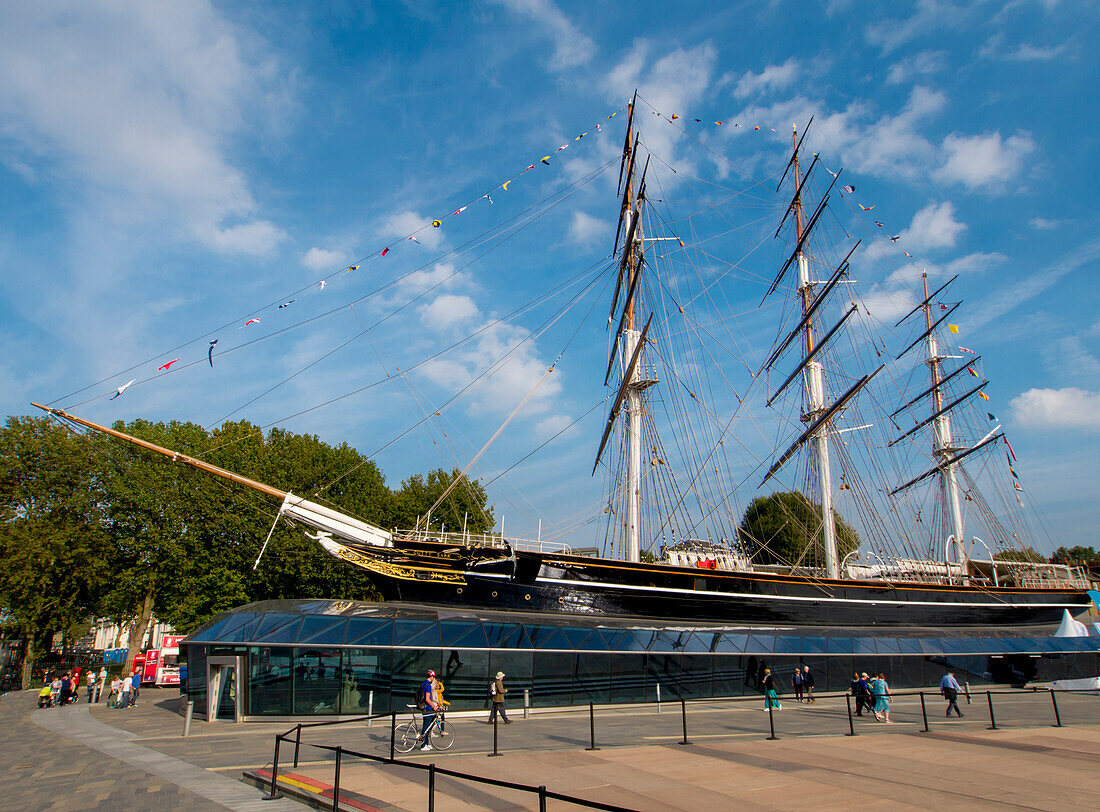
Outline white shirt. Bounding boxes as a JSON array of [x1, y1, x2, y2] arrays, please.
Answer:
[[111, 679, 121, 692], [122, 676, 133, 692]]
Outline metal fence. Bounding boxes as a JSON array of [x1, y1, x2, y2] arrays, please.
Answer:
[[257, 686, 1099, 810]]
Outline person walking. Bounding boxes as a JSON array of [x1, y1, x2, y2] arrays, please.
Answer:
[[940, 671, 964, 718], [849, 672, 863, 715], [488, 671, 510, 724], [872, 672, 891, 723], [802, 666, 815, 703], [417, 670, 439, 751], [856, 672, 872, 716], [86, 671, 96, 703], [128, 669, 141, 707], [107, 676, 121, 708], [791, 667, 803, 702], [119, 673, 132, 710], [762, 668, 781, 711]]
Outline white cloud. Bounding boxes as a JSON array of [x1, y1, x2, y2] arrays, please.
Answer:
[[1011, 388, 1100, 430], [419, 294, 480, 331], [886, 50, 947, 84], [302, 246, 348, 271], [398, 262, 467, 296], [535, 414, 575, 440], [734, 59, 800, 98], [604, 40, 717, 172], [201, 220, 286, 256], [381, 210, 443, 250], [944, 251, 1005, 274], [0, 1, 288, 256], [568, 211, 610, 246], [1029, 217, 1063, 231], [491, 0, 594, 70], [903, 202, 967, 250], [865, 1, 973, 53], [935, 131, 1036, 191], [1055, 336, 1100, 379]]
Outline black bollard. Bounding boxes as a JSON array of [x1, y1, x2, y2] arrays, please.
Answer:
[[293, 723, 302, 768], [919, 691, 929, 732], [538, 785, 548, 812], [1050, 688, 1063, 727], [766, 701, 778, 740], [678, 698, 692, 746], [389, 711, 397, 761], [845, 694, 856, 736], [986, 691, 998, 730], [331, 746, 342, 812], [488, 714, 502, 757], [428, 763, 436, 812], [263, 735, 283, 800], [585, 702, 600, 751]]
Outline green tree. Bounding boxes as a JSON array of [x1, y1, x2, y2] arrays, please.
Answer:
[[738, 491, 859, 567], [994, 547, 1046, 563], [1050, 545, 1100, 565], [0, 416, 111, 685], [391, 468, 494, 535]]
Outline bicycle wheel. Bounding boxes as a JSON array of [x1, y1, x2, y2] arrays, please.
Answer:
[[432, 719, 455, 751], [394, 720, 420, 754]]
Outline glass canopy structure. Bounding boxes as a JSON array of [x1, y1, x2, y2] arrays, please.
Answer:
[[181, 599, 1100, 720]]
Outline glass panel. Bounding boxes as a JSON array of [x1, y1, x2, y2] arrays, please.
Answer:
[[747, 634, 775, 653], [771, 635, 803, 654], [439, 621, 487, 649], [342, 648, 389, 714], [679, 655, 712, 698], [249, 647, 292, 715], [345, 619, 393, 647], [529, 627, 572, 651], [875, 638, 901, 655], [215, 665, 237, 720], [249, 614, 300, 642], [255, 617, 302, 644], [827, 637, 854, 654], [714, 634, 748, 654], [678, 634, 713, 654], [852, 637, 878, 655], [896, 638, 922, 655], [573, 654, 610, 704], [599, 629, 635, 652], [561, 627, 596, 650], [184, 645, 206, 711], [297, 617, 347, 644], [712, 655, 748, 697], [482, 623, 525, 649], [191, 616, 232, 642], [389, 649, 440, 714], [488, 651, 533, 709], [610, 654, 647, 703], [802, 636, 828, 654], [293, 648, 341, 714], [647, 654, 683, 699], [532, 652, 575, 707], [393, 621, 441, 649], [434, 650, 488, 712]]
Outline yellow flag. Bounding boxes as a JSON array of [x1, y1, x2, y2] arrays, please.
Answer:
[[948, 324, 959, 334], [978, 391, 989, 402], [502, 181, 510, 191]]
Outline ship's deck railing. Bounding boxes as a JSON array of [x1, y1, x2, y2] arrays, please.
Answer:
[[396, 528, 572, 555]]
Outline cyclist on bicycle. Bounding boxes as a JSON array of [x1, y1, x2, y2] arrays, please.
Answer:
[[417, 670, 439, 751]]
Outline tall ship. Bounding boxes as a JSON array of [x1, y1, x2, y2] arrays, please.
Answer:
[[35, 97, 1094, 627]]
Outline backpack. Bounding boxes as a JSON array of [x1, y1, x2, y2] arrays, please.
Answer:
[[489, 680, 497, 697], [414, 685, 426, 710]]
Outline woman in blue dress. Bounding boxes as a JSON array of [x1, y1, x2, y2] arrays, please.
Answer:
[[872, 672, 892, 723]]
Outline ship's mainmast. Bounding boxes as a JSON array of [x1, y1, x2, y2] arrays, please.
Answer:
[[919, 272, 967, 571], [621, 114, 644, 564], [791, 127, 840, 579]]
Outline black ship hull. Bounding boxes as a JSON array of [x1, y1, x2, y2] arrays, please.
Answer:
[[328, 539, 1092, 627]]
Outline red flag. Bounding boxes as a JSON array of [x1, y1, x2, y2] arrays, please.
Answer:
[[381, 247, 389, 256], [158, 357, 180, 371], [1005, 437, 1017, 462]]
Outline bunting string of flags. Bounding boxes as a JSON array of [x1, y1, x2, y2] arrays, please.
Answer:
[[97, 105, 628, 403]]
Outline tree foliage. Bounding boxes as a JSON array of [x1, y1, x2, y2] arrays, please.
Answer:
[[0, 415, 496, 668], [738, 491, 860, 567], [1050, 545, 1100, 565]]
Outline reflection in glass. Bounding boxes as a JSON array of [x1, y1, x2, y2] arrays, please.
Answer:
[[293, 648, 341, 714], [249, 646, 291, 715]]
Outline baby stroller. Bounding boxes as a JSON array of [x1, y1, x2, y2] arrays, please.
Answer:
[[37, 684, 54, 708]]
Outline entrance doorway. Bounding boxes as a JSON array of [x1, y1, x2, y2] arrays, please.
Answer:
[[206, 655, 243, 722]]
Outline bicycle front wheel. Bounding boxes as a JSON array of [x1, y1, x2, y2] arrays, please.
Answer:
[[432, 720, 455, 751], [394, 720, 420, 754]]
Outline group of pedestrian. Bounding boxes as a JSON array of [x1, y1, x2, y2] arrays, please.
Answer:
[[107, 670, 142, 709], [37, 670, 82, 707], [791, 665, 815, 703], [414, 668, 512, 751], [849, 671, 892, 722]]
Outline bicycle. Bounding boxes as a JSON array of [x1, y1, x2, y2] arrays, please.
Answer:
[[394, 704, 456, 753]]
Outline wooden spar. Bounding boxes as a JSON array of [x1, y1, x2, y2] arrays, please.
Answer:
[[760, 243, 858, 372], [592, 314, 652, 474], [766, 305, 858, 407], [775, 116, 814, 192], [612, 134, 640, 257], [773, 153, 819, 239], [605, 254, 646, 385], [894, 275, 957, 327], [762, 171, 839, 303], [615, 92, 638, 196], [31, 402, 287, 500], [895, 302, 961, 359], [891, 431, 1004, 495], [891, 355, 982, 418], [761, 365, 884, 485], [888, 379, 989, 447]]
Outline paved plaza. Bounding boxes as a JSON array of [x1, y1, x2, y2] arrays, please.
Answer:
[[0, 685, 1097, 810]]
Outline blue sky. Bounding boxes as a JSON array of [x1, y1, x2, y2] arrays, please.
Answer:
[[1, 0, 1097, 556]]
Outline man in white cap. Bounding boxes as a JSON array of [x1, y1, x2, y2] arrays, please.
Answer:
[[418, 670, 439, 750], [488, 671, 510, 724]]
